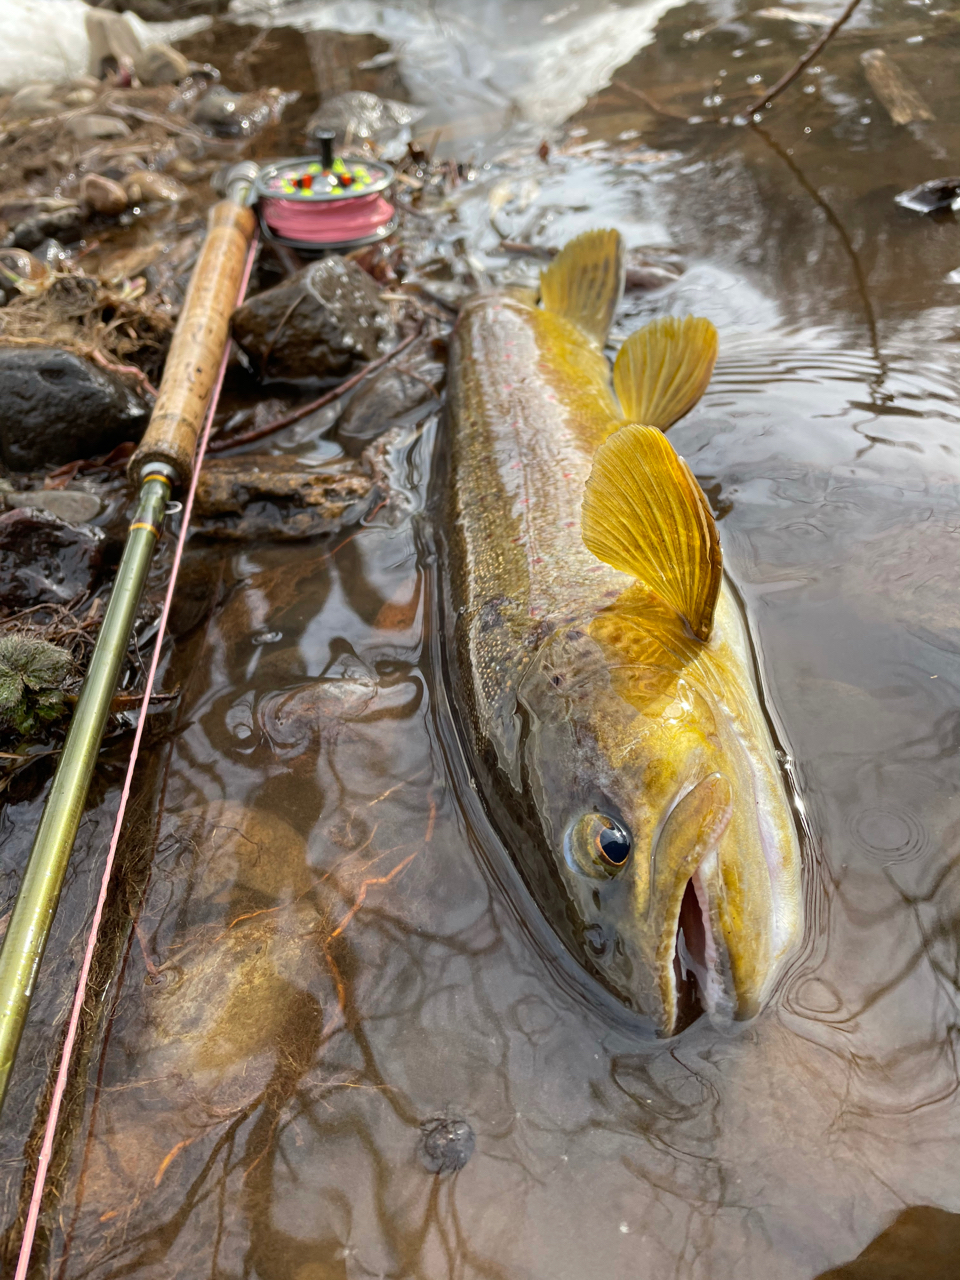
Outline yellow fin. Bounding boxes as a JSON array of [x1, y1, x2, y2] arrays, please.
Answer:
[[540, 229, 624, 346], [613, 316, 718, 429], [581, 423, 722, 641]]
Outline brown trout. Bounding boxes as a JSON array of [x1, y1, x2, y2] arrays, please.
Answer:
[[445, 229, 802, 1034]]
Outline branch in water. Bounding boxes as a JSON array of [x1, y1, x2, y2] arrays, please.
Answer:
[[743, 0, 865, 118]]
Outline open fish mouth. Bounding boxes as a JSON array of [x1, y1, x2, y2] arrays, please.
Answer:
[[671, 860, 728, 1033]]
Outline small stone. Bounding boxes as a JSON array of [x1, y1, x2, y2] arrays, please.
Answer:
[[5, 489, 102, 524], [80, 173, 128, 216], [133, 43, 189, 87], [232, 257, 396, 381], [417, 1118, 475, 1175], [67, 114, 132, 142], [122, 170, 188, 204], [62, 88, 97, 107], [0, 508, 104, 610], [0, 347, 148, 471], [191, 84, 273, 138], [4, 83, 61, 119]]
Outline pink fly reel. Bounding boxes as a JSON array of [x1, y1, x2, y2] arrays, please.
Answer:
[[254, 129, 397, 254]]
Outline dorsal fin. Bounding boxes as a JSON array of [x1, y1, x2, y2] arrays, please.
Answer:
[[613, 316, 718, 429], [581, 423, 722, 641], [540, 229, 624, 346]]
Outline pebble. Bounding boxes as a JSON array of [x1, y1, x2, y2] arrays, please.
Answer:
[[417, 1118, 476, 1175], [66, 115, 132, 142], [122, 170, 188, 204], [4, 83, 61, 119], [81, 173, 128, 216], [133, 43, 190, 87], [4, 490, 102, 524]]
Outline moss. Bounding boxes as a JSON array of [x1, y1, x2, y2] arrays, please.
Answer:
[[0, 633, 74, 738]]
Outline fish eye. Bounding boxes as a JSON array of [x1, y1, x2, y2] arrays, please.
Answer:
[[565, 811, 633, 877]]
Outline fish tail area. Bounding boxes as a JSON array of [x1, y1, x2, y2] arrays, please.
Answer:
[[581, 423, 722, 641], [540, 228, 625, 346], [613, 316, 718, 430]]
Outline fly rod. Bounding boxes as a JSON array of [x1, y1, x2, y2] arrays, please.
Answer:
[[0, 161, 260, 1115]]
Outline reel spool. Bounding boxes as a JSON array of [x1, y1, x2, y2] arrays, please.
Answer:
[[253, 129, 398, 255]]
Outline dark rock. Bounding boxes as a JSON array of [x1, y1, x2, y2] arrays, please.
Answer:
[[0, 347, 149, 471], [337, 335, 446, 456], [232, 257, 396, 381], [0, 508, 104, 610], [417, 1118, 475, 1175], [895, 176, 960, 214], [12, 207, 85, 251], [193, 453, 380, 540]]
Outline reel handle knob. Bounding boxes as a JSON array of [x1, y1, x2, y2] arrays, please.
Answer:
[[313, 128, 336, 170]]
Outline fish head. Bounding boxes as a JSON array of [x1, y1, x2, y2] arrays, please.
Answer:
[[516, 602, 800, 1035]]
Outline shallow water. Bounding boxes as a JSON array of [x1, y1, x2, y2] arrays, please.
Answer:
[[3, 0, 960, 1275]]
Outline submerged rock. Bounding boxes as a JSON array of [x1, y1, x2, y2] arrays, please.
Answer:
[[10, 206, 84, 251], [0, 508, 104, 610], [337, 335, 446, 456], [231, 257, 396, 381], [0, 346, 148, 470], [194, 453, 380, 540], [417, 1118, 476, 1174]]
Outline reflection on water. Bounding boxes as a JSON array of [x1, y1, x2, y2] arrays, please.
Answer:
[[3, 0, 960, 1275]]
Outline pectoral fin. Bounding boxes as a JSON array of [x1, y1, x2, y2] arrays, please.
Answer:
[[581, 424, 722, 640], [613, 316, 718, 429], [540, 229, 625, 346]]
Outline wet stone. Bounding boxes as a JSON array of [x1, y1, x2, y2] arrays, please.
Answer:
[[133, 42, 189, 86], [417, 1118, 476, 1174], [0, 508, 104, 611], [11, 206, 84, 251], [80, 173, 128, 216], [122, 170, 188, 204], [337, 335, 446, 456], [231, 257, 396, 381], [4, 489, 102, 523], [66, 114, 132, 142], [194, 453, 381, 540], [0, 346, 148, 470]]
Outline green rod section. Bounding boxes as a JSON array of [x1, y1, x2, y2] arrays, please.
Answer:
[[0, 474, 171, 1111]]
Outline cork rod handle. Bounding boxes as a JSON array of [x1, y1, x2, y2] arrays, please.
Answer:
[[129, 198, 257, 486]]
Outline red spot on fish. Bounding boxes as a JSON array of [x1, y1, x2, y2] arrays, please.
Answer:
[[532, 557, 545, 565]]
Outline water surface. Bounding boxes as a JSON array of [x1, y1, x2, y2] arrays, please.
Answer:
[[3, 0, 960, 1275]]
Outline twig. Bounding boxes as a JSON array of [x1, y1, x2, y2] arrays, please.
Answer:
[[612, 80, 692, 121], [744, 0, 865, 117], [206, 329, 421, 452]]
